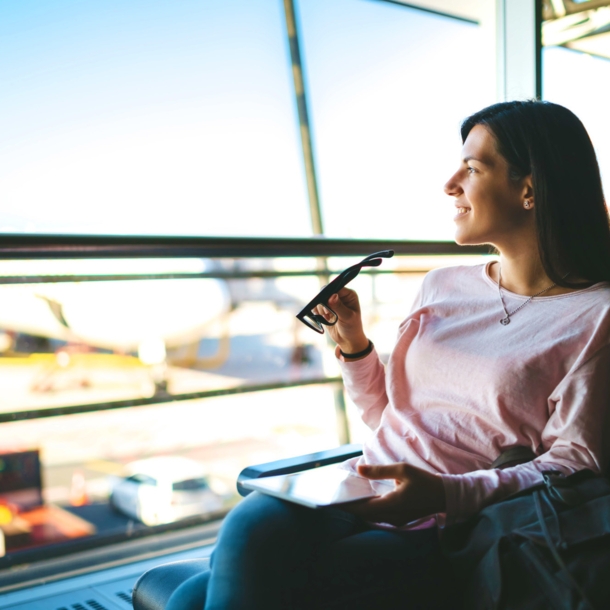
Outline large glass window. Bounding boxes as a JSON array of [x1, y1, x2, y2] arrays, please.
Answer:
[[0, 1, 496, 241], [0, 252, 490, 564], [0, 0, 499, 571], [0, 0, 310, 237], [297, 0, 495, 240]]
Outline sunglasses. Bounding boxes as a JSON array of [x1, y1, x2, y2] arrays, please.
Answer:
[[296, 250, 395, 334]]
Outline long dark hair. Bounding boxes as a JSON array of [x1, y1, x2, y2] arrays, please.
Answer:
[[461, 100, 610, 286]]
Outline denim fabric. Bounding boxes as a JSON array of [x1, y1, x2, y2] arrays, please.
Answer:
[[202, 492, 455, 610]]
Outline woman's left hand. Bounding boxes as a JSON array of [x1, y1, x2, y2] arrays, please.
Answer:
[[341, 463, 446, 527]]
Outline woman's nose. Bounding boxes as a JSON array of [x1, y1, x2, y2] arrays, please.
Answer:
[[444, 172, 462, 197]]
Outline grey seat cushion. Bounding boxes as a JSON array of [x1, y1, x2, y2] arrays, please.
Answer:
[[133, 558, 210, 610]]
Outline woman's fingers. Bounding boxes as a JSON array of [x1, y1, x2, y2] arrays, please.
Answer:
[[327, 295, 353, 320], [313, 303, 334, 322], [357, 463, 411, 481], [311, 289, 360, 323], [342, 462, 447, 525], [310, 288, 366, 348], [329, 288, 360, 316]]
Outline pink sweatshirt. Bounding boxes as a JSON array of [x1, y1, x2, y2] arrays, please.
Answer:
[[339, 263, 610, 525]]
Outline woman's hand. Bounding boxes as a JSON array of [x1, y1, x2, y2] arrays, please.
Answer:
[[314, 288, 369, 354], [340, 463, 446, 527]]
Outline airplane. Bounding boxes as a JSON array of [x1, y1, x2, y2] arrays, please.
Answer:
[[0, 259, 233, 394], [0, 257, 316, 396]]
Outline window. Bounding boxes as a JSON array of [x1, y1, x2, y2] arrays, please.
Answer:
[[0, 250, 490, 565], [541, 0, 610, 195], [0, 0, 498, 573], [172, 478, 209, 492], [298, 0, 495, 240], [126, 475, 158, 487], [0, 0, 309, 237]]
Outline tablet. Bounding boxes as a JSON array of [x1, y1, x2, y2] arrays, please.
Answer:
[[241, 464, 394, 509]]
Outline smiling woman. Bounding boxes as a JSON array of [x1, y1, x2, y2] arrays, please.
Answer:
[[188, 100, 610, 609], [445, 125, 534, 249], [456, 101, 610, 294]]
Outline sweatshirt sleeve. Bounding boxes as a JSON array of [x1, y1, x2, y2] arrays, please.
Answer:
[[336, 279, 429, 431], [441, 344, 610, 524], [337, 348, 388, 430]]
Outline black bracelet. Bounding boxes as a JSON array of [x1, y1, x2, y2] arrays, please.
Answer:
[[340, 340, 374, 359]]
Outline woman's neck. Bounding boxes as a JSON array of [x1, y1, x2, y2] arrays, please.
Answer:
[[489, 253, 588, 297], [494, 255, 553, 296]]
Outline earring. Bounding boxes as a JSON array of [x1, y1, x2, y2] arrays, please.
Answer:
[[524, 200, 531, 209]]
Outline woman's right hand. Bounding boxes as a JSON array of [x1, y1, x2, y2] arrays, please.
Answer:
[[314, 287, 369, 354]]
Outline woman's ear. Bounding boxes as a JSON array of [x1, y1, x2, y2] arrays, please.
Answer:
[[522, 176, 534, 209]]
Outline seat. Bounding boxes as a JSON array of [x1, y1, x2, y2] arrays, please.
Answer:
[[132, 444, 363, 610], [133, 559, 211, 610]]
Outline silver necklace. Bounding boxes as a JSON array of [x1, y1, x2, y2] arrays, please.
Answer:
[[497, 267, 558, 326]]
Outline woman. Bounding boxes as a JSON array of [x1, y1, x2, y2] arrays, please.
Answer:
[[200, 100, 610, 609]]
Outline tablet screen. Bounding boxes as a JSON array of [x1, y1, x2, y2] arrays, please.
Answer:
[[241, 464, 394, 509]]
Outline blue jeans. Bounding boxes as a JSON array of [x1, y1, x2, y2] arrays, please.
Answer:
[[198, 492, 456, 610]]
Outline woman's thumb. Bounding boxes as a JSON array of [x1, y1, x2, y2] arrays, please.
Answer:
[[358, 463, 404, 480], [328, 293, 355, 319]]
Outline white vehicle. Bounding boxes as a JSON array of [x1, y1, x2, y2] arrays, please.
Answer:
[[109, 456, 223, 526]]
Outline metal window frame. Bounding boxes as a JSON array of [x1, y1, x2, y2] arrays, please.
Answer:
[[0, 234, 488, 259], [497, 0, 543, 100]]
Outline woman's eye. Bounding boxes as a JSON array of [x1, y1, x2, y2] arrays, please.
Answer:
[[467, 166, 477, 174]]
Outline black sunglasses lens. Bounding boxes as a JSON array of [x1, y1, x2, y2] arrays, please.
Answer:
[[302, 312, 324, 332]]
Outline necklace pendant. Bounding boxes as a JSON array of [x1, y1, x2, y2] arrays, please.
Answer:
[[500, 317, 511, 326]]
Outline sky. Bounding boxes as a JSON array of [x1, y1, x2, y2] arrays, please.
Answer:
[[297, 0, 493, 240], [0, 1, 606, 239], [0, 0, 309, 236]]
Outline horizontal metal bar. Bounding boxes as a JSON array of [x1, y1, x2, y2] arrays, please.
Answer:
[[0, 235, 489, 259], [373, 0, 479, 24], [0, 266, 451, 285], [0, 377, 344, 423]]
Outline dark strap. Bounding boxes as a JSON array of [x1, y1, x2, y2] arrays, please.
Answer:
[[491, 446, 536, 470], [340, 340, 374, 359]]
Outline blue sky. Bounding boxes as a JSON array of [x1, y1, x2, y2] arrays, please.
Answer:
[[0, 0, 310, 236], [297, 0, 493, 239], [0, 1, 605, 238]]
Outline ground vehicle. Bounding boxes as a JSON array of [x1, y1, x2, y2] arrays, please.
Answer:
[[109, 456, 223, 526]]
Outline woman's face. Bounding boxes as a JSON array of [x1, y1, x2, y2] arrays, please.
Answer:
[[444, 124, 532, 247]]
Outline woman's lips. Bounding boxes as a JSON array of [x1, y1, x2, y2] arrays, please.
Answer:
[[453, 206, 471, 220]]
